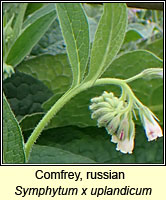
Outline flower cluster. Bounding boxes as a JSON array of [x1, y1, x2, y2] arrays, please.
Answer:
[[89, 91, 135, 154], [89, 91, 163, 154]]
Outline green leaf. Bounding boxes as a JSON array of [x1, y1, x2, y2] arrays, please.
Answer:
[[17, 54, 72, 93], [6, 5, 57, 67], [41, 50, 163, 129], [22, 3, 55, 29], [24, 3, 45, 20], [128, 23, 155, 39], [3, 14, 14, 46], [145, 38, 163, 59], [28, 145, 96, 164], [84, 3, 127, 83], [83, 3, 103, 42], [19, 113, 44, 132], [12, 3, 28, 42], [123, 29, 142, 44], [56, 3, 90, 85], [24, 125, 163, 164], [3, 94, 26, 163], [3, 71, 53, 120]]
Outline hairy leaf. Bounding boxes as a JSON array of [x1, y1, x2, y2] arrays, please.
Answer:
[[3, 94, 25, 163], [83, 3, 103, 42], [56, 3, 89, 85], [12, 3, 28, 42], [17, 54, 72, 93], [6, 5, 57, 67], [84, 3, 127, 83]]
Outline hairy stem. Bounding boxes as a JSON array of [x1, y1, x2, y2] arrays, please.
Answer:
[[25, 86, 84, 160], [25, 77, 140, 161]]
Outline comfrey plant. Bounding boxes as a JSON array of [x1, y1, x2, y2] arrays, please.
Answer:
[[3, 3, 163, 163], [89, 83, 163, 154]]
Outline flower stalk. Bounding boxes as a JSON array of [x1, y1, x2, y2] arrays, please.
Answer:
[[25, 74, 163, 160]]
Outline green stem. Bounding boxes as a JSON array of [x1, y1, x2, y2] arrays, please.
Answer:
[[25, 84, 88, 160], [95, 78, 135, 112], [25, 77, 140, 161], [124, 72, 144, 83]]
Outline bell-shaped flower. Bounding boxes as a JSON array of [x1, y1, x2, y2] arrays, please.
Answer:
[[142, 114, 163, 141], [111, 114, 135, 154], [139, 107, 163, 141], [116, 135, 134, 154]]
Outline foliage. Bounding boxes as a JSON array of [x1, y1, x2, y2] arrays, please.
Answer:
[[3, 3, 163, 164]]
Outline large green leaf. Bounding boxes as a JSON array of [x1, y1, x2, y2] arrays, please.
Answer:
[[56, 3, 90, 85], [39, 50, 163, 129], [28, 145, 96, 164], [24, 125, 163, 164], [3, 71, 53, 120], [6, 4, 57, 67], [17, 54, 72, 93], [3, 94, 25, 163], [12, 3, 27, 42], [84, 3, 127, 83]]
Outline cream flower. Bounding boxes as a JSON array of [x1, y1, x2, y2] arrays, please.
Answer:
[[111, 135, 134, 154], [143, 115, 163, 141], [111, 118, 135, 154]]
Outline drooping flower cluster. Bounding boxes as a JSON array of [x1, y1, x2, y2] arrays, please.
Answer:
[[89, 91, 163, 154], [89, 91, 135, 154]]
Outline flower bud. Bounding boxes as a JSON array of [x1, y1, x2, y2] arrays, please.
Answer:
[[89, 102, 112, 111], [97, 112, 116, 127], [106, 114, 121, 135], [91, 96, 104, 103], [142, 68, 163, 80], [91, 107, 112, 119]]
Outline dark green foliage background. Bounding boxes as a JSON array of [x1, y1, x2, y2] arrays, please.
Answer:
[[24, 125, 163, 164]]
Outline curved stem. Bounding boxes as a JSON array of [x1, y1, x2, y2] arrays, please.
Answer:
[[25, 77, 141, 161], [95, 78, 135, 112], [25, 84, 88, 160], [124, 72, 144, 83]]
